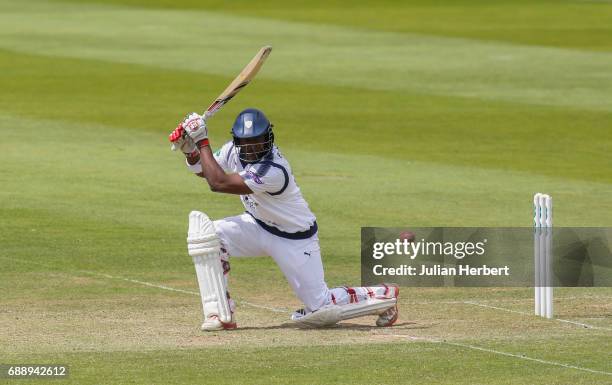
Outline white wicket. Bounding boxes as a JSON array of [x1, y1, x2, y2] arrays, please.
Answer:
[[534, 193, 553, 319]]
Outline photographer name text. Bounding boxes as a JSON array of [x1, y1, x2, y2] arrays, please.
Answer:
[[373, 264, 510, 276]]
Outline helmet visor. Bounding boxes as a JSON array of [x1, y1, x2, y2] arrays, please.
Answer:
[[233, 132, 273, 163]]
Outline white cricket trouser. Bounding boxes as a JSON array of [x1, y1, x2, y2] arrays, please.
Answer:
[[214, 213, 329, 311], [214, 214, 394, 312]]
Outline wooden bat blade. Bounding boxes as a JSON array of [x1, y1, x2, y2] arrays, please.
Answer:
[[205, 45, 272, 117]]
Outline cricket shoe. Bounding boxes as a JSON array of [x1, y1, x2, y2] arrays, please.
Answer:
[[201, 313, 237, 331], [376, 283, 399, 327]]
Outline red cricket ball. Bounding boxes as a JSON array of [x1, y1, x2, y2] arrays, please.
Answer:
[[399, 231, 415, 242]]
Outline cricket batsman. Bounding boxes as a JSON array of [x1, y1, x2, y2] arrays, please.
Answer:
[[169, 108, 399, 331]]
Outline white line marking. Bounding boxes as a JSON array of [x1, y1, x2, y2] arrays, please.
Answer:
[[463, 300, 534, 315], [387, 334, 612, 376], [94, 271, 199, 296], [444, 341, 612, 376], [4, 257, 611, 374], [87, 270, 290, 314], [0, 257, 288, 314], [463, 301, 612, 331], [476, 296, 612, 303], [3, 257, 609, 327], [553, 317, 609, 330], [400, 296, 612, 306]]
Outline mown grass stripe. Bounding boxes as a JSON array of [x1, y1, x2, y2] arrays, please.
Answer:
[[1, 0, 611, 111]]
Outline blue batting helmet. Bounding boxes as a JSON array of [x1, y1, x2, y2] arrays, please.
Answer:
[[231, 108, 274, 163]]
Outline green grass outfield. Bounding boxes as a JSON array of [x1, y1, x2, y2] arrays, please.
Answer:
[[1, 0, 611, 383]]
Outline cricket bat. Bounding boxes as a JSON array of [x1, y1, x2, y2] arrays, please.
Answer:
[[172, 45, 272, 150], [204, 45, 272, 118]]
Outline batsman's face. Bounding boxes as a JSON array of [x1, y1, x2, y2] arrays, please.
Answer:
[[236, 136, 268, 162]]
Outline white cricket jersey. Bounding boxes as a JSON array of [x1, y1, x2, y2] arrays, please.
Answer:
[[213, 141, 317, 235]]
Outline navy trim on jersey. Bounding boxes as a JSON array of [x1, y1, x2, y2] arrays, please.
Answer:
[[251, 162, 272, 177], [246, 212, 318, 240], [255, 161, 289, 195]]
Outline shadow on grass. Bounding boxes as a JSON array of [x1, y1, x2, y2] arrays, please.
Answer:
[[235, 320, 430, 331]]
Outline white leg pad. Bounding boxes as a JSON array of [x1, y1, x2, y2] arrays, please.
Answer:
[[292, 298, 397, 328], [188, 211, 232, 324]]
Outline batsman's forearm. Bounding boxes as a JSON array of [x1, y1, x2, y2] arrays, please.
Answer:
[[198, 143, 228, 189]]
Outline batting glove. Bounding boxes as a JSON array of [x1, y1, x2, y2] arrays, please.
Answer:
[[182, 112, 208, 145], [169, 124, 198, 154]]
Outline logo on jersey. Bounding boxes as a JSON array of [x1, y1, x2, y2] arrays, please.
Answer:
[[242, 195, 258, 210], [245, 171, 263, 184]]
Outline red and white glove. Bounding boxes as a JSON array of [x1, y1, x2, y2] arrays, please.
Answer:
[[182, 112, 209, 146], [169, 124, 197, 154]]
